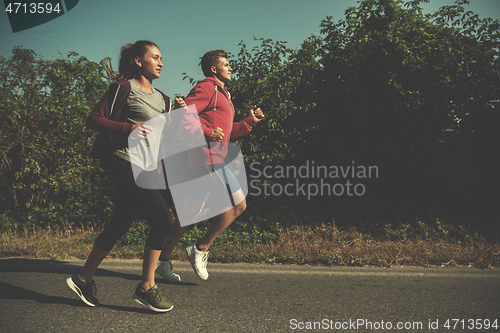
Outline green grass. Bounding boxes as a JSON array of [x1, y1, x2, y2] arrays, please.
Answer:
[[1, 219, 499, 268]]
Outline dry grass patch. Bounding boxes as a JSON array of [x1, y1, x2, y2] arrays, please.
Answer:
[[208, 224, 500, 268], [1, 222, 499, 268]]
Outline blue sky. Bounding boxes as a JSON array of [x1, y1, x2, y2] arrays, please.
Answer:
[[1, 0, 499, 97]]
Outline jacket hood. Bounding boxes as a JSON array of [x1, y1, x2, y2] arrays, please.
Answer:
[[198, 77, 230, 98], [201, 76, 224, 87]]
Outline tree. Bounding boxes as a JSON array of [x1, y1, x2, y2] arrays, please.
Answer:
[[219, 0, 498, 225], [0, 47, 112, 229], [228, 36, 323, 164], [315, 0, 499, 220]]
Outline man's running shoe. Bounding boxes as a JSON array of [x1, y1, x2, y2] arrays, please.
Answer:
[[66, 273, 99, 307], [185, 242, 209, 280], [133, 284, 173, 313], [156, 259, 181, 282]]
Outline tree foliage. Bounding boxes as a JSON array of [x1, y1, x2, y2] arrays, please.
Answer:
[[1, 0, 498, 230], [317, 0, 498, 217], [0, 47, 112, 229], [227, 0, 498, 224], [228, 36, 322, 164]]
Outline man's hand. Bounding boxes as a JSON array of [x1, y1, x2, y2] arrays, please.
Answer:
[[249, 105, 265, 123], [209, 127, 225, 142]]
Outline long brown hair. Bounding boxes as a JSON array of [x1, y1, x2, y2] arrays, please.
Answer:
[[102, 40, 159, 81]]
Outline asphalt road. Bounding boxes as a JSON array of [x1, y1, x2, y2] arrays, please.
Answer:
[[0, 258, 499, 332]]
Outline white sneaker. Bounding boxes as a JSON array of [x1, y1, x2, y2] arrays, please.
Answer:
[[185, 242, 209, 280], [156, 259, 181, 283]]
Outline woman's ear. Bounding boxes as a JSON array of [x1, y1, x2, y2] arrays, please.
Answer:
[[134, 56, 142, 67]]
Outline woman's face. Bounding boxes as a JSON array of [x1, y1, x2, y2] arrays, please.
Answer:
[[136, 46, 163, 81]]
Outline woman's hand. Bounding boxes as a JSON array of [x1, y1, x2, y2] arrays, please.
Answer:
[[131, 124, 153, 138], [174, 98, 187, 109]]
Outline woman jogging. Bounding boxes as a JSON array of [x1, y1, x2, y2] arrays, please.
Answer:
[[66, 40, 184, 313]]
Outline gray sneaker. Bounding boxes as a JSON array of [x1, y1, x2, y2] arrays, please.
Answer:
[[133, 284, 173, 313], [156, 259, 181, 282], [66, 273, 99, 307], [185, 242, 209, 280]]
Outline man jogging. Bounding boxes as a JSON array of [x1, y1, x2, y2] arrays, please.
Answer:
[[156, 50, 264, 282]]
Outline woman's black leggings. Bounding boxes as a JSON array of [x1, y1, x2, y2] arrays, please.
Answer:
[[95, 155, 173, 252]]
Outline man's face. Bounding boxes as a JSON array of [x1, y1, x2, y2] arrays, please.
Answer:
[[213, 57, 232, 83]]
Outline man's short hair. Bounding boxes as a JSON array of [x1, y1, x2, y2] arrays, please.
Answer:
[[201, 50, 228, 77]]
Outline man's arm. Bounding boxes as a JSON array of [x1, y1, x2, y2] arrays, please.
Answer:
[[230, 105, 265, 138], [183, 85, 214, 139]]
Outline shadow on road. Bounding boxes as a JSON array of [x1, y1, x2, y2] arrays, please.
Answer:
[[0, 258, 195, 284], [0, 281, 162, 314], [0, 258, 196, 312], [0, 258, 141, 280]]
